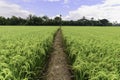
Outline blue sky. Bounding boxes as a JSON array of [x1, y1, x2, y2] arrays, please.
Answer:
[[0, 0, 120, 22], [7, 0, 103, 16]]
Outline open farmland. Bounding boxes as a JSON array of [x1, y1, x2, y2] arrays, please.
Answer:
[[0, 26, 58, 80], [63, 27, 120, 80], [1, 26, 120, 80]]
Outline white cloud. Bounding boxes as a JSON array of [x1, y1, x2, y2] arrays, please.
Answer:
[[22, 0, 31, 2], [103, 0, 120, 6], [0, 0, 32, 18], [44, 0, 69, 3], [64, 0, 69, 4], [64, 0, 120, 22], [22, 0, 61, 2]]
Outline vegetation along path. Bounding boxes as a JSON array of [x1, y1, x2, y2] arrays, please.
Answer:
[[46, 28, 72, 80]]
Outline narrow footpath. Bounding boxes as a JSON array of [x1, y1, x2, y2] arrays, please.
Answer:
[[46, 29, 72, 80]]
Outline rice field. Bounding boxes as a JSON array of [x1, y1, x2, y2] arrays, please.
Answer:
[[63, 27, 120, 80], [1, 26, 120, 80], [0, 26, 58, 80]]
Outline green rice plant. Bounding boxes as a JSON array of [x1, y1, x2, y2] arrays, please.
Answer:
[[0, 26, 58, 80], [63, 27, 120, 80]]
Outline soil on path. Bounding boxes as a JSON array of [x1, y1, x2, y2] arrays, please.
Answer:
[[46, 29, 72, 80]]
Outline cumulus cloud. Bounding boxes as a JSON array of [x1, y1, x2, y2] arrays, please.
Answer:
[[44, 0, 69, 3], [64, 0, 120, 22], [0, 0, 32, 18], [103, 0, 120, 6], [22, 0, 31, 2], [23, 0, 61, 2], [64, 0, 69, 4]]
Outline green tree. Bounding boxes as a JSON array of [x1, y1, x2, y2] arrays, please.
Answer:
[[0, 16, 6, 25]]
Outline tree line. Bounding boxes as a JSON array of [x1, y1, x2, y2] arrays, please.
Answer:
[[0, 15, 114, 26]]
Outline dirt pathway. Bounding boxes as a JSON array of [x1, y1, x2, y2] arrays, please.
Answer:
[[46, 29, 72, 80]]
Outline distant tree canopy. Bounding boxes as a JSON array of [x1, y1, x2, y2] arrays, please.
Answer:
[[0, 15, 114, 26]]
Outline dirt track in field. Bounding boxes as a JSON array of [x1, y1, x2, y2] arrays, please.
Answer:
[[46, 28, 72, 80]]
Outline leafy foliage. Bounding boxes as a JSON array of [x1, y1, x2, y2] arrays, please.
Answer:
[[0, 15, 112, 26]]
